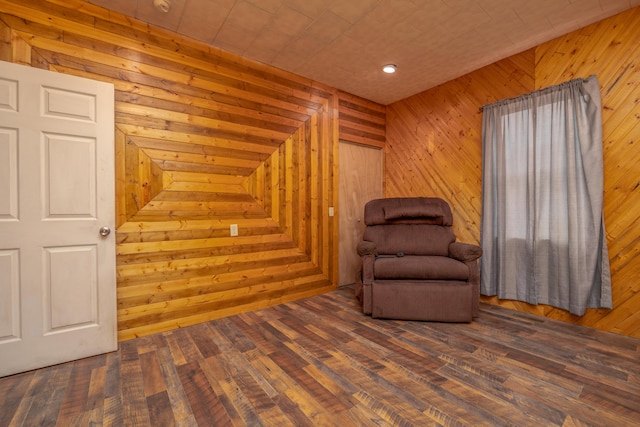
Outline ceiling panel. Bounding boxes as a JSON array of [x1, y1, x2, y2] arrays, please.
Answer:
[[85, 0, 640, 104]]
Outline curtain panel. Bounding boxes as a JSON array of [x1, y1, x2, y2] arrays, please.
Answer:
[[480, 75, 612, 316]]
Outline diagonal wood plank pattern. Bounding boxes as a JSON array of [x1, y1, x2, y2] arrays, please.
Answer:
[[385, 7, 640, 338], [1, 286, 639, 426]]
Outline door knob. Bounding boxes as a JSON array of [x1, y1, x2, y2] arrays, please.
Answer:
[[99, 226, 111, 237]]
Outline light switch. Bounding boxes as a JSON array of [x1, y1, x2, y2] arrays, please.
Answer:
[[328, 207, 334, 217], [230, 224, 238, 236]]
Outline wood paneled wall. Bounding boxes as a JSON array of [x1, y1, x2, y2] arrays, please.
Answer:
[[0, 0, 347, 340], [386, 8, 640, 338], [338, 91, 386, 148], [385, 50, 535, 245]]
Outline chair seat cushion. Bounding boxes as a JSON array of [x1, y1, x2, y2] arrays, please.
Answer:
[[374, 255, 469, 280]]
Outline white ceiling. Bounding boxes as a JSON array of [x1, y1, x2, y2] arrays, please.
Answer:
[[84, 0, 639, 105]]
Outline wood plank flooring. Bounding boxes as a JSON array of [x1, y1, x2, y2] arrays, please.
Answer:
[[1, 285, 640, 426]]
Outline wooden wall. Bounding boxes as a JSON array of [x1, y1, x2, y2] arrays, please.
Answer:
[[338, 90, 386, 148], [0, 0, 352, 340], [386, 8, 640, 338], [385, 50, 535, 245]]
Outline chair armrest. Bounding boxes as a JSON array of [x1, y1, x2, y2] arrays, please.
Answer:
[[357, 240, 377, 257], [449, 242, 482, 262], [357, 241, 377, 285], [450, 244, 482, 318]]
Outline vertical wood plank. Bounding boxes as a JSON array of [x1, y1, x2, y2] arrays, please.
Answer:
[[10, 30, 29, 65], [0, 20, 12, 62]]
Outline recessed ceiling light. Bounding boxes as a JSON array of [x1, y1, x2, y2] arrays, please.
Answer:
[[382, 64, 397, 74]]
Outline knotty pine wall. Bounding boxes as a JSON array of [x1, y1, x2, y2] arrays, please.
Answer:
[[0, 0, 383, 340], [386, 7, 640, 338]]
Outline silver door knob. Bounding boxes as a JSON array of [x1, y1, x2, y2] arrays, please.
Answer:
[[99, 226, 111, 237]]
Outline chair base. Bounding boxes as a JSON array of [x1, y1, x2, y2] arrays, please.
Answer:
[[369, 280, 474, 322]]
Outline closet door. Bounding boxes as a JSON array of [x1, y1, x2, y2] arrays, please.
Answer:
[[338, 141, 383, 286]]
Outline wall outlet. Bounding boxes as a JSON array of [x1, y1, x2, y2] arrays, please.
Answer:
[[230, 224, 238, 236], [328, 206, 334, 217]]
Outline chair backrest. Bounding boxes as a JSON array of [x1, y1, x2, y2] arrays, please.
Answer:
[[362, 197, 455, 256]]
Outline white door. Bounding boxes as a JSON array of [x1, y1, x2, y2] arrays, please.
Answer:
[[338, 141, 383, 286], [0, 61, 116, 377]]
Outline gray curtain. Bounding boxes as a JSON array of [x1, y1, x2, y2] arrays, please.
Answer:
[[480, 75, 612, 316]]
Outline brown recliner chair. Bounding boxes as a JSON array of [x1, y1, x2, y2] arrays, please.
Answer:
[[354, 197, 482, 322]]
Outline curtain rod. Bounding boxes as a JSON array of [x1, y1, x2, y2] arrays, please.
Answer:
[[478, 75, 596, 114]]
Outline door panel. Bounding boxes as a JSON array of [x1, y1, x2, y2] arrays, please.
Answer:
[[42, 86, 97, 122], [0, 127, 18, 219], [45, 133, 96, 217], [0, 249, 19, 341], [338, 141, 383, 286], [0, 60, 116, 377], [46, 245, 97, 331]]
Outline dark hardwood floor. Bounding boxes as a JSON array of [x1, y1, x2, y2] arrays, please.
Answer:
[[1, 285, 639, 426]]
